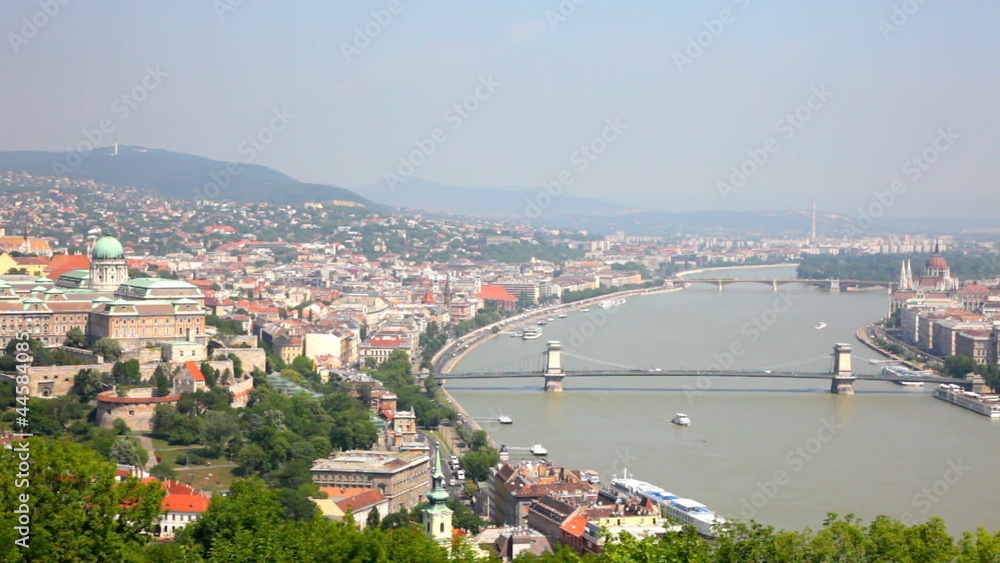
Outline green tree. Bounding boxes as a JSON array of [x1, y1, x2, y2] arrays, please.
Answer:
[[182, 478, 285, 557], [237, 443, 268, 475], [93, 337, 122, 360], [459, 447, 500, 483], [201, 410, 241, 458], [4, 337, 54, 366], [291, 355, 314, 376], [228, 353, 244, 378], [112, 418, 131, 436], [0, 438, 165, 562], [468, 430, 489, 451], [366, 507, 382, 529], [153, 364, 172, 397], [943, 355, 978, 378], [150, 462, 176, 481], [109, 437, 143, 466], [72, 368, 104, 402], [201, 361, 219, 387], [64, 326, 88, 348], [111, 358, 141, 386]]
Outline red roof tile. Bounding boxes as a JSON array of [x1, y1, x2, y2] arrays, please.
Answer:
[[185, 361, 205, 382]]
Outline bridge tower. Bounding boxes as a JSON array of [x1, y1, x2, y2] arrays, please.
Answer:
[[771, 279, 778, 292], [830, 343, 855, 395], [543, 341, 564, 392], [717, 280, 724, 292], [829, 279, 840, 293]]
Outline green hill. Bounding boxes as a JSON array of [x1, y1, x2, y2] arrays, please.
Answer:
[[0, 146, 370, 206]]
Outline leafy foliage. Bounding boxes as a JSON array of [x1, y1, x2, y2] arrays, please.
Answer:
[[0, 438, 165, 562], [94, 337, 123, 360], [64, 326, 89, 348]]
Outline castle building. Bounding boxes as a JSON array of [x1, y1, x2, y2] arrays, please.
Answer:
[[89, 236, 129, 291], [0, 235, 207, 351], [422, 451, 454, 548]]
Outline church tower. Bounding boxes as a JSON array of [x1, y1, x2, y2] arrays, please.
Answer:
[[422, 451, 453, 548], [89, 236, 128, 291]]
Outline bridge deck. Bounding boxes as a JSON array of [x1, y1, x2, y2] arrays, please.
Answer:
[[435, 370, 956, 384]]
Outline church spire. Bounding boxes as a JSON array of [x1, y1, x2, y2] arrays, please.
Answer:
[[426, 450, 449, 505], [422, 449, 454, 546]]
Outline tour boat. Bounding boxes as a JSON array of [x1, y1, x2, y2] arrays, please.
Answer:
[[581, 308, 590, 312], [546, 317, 556, 322], [814, 322, 827, 330], [671, 413, 691, 426], [609, 473, 726, 538], [522, 328, 542, 340], [933, 384, 1000, 418], [530, 444, 548, 456], [498, 415, 513, 424], [882, 365, 926, 386], [558, 313, 567, 318]]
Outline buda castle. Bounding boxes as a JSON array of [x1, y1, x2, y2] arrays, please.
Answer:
[[0, 235, 206, 351]]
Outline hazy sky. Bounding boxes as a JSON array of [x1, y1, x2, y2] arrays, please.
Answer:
[[3, 1, 998, 217]]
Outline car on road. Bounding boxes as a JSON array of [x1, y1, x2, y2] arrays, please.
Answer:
[[449, 478, 456, 487]]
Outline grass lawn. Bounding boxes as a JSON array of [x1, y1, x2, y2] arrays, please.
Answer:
[[151, 443, 236, 492], [156, 447, 202, 466], [174, 465, 236, 492]]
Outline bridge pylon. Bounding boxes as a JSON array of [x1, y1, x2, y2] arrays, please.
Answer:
[[830, 343, 855, 395], [544, 341, 564, 392], [829, 279, 840, 293]]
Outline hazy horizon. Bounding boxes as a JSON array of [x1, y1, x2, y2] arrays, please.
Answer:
[[3, 1, 998, 218]]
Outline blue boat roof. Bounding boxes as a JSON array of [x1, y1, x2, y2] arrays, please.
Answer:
[[669, 501, 713, 514]]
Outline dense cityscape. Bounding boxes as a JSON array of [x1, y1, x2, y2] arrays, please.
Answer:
[[2, 167, 1000, 559], [6, 1, 1000, 561]]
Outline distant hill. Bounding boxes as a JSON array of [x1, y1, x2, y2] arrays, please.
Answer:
[[0, 146, 371, 206], [355, 177, 628, 218]]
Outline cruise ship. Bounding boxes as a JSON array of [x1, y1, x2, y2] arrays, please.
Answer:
[[609, 473, 726, 537], [522, 327, 542, 340], [881, 364, 929, 386], [933, 384, 1000, 418], [598, 297, 627, 309]]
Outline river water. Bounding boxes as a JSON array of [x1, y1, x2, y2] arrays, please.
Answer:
[[448, 265, 1000, 535]]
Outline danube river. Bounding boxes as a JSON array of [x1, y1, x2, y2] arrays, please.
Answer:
[[448, 265, 1000, 535]]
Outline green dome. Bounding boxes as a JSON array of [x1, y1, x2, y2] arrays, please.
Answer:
[[92, 236, 124, 260]]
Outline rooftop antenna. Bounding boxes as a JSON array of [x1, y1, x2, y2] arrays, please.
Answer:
[[810, 199, 817, 242]]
